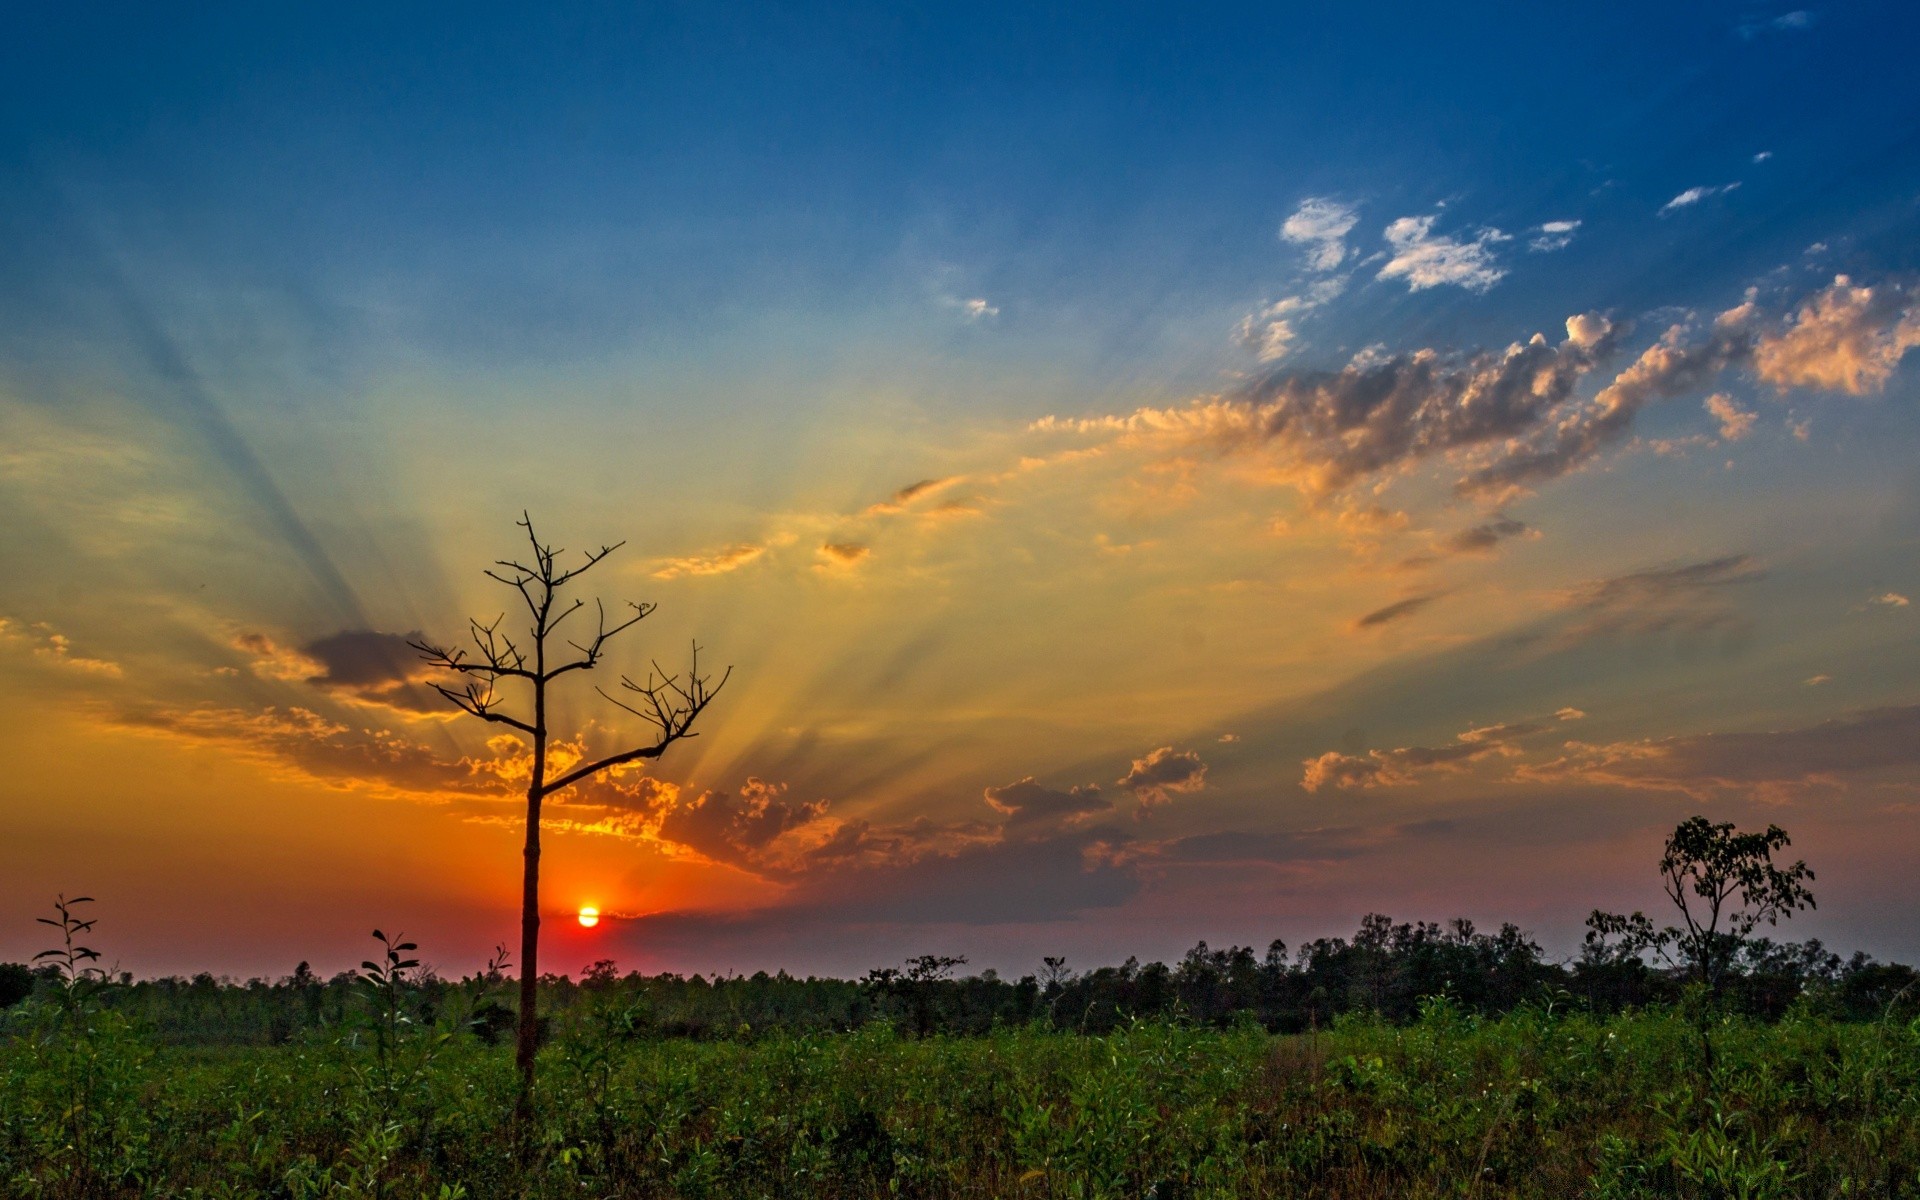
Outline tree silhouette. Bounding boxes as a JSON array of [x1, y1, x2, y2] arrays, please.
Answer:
[[1586, 815, 1816, 999], [412, 514, 727, 1121]]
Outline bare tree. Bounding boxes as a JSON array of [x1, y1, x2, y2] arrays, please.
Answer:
[[411, 514, 728, 1119]]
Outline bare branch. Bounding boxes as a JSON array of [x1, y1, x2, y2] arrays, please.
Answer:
[[548, 644, 730, 796]]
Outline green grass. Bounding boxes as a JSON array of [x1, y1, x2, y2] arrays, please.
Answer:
[[4, 999, 1919, 1199]]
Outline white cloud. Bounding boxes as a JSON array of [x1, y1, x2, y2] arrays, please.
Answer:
[[963, 298, 999, 320], [1281, 198, 1359, 272], [1378, 214, 1510, 293], [1753, 150, 1774, 163], [1740, 10, 1813, 36], [1529, 219, 1581, 253], [1661, 183, 1741, 214], [1234, 277, 1346, 363]]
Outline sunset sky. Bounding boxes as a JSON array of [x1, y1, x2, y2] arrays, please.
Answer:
[[4, 2, 1919, 981]]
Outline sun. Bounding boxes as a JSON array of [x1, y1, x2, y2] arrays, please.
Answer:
[[577, 906, 600, 928]]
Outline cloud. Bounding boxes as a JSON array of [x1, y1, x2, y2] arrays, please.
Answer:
[[1051, 312, 1617, 499], [1378, 213, 1509, 292], [1235, 277, 1348, 364], [1753, 150, 1774, 163], [864, 477, 966, 517], [1281, 197, 1359, 272], [1523, 704, 1920, 798], [655, 778, 831, 871], [236, 628, 448, 716], [1036, 274, 1913, 517], [1704, 393, 1758, 440], [1302, 719, 1548, 792], [816, 542, 871, 569], [0, 619, 124, 678], [110, 702, 489, 801], [1555, 554, 1764, 643], [1457, 304, 1756, 499], [1441, 516, 1533, 556], [983, 777, 1111, 837], [1805, 674, 1832, 686], [1739, 10, 1814, 36], [1355, 593, 1439, 630], [1660, 183, 1740, 214], [963, 298, 999, 320], [651, 543, 768, 580], [1529, 220, 1581, 253], [1751, 275, 1920, 395], [1556, 707, 1587, 721], [1868, 592, 1911, 608], [1116, 746, 1208, 808]]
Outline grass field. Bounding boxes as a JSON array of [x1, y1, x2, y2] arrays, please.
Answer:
[[5, 996, 1919, 1199]]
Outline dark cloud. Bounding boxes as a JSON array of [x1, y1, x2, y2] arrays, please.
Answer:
[[983, 777, 1110, 837], [1117, 746, 1208, 808], [1442, 517, 1532, 556], [1355, 593, 1440, 629], [1232, 317, 1616, 494], [656, 778, 830, 871], [309, 631, 453, 716], [1458, 311, 1757, 499], [1526, 704, 1920, 797]]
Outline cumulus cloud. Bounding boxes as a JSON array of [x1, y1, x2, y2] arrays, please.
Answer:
[[963, 298, 999, 320], [1868, 592, 1911, 608], [1529, 220, 1581, 253], [1117, 746, 1208, 808], [1661, 183, 1740, 213], [1047, 312, 1618, 499], [1, 619, 124, 678], [1751, 275, 1920, 395], [655, 778, 831, 871], [1302, 719, 1549, 792], [1035, 274, 1915, 517], [1457, 305, 1756, 499], [1281, 197, 1359, 272], [983, 777, 1111, 837], [1704, 393, 1758, 440], [1378, 213, 1509, 292]]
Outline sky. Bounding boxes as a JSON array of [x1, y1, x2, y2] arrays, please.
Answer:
[[3, 1, 1919, 981]]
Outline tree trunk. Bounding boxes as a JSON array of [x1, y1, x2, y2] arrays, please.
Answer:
[[514, 783, 542, 1124]]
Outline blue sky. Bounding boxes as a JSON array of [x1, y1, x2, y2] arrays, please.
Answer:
[[3, 2, 1919, 977]]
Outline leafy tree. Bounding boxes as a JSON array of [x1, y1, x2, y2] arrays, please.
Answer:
[[0, 961, 32, 1009], [1586, 816, 1816, 1000], [412, 514, 728, 1122]]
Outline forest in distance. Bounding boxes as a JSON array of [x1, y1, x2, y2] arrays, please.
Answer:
[[5, 816, 1920, 1198]]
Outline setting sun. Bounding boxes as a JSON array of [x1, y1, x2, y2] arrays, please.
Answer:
[[577, 906, 599, 929]]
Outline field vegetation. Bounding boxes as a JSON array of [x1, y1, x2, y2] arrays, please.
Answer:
[[4, 820, 1918, 1198]]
